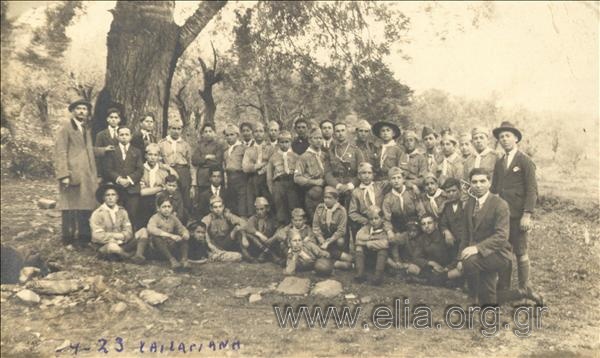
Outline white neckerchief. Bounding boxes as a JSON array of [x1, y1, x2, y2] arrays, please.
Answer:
[[167, 135, 181, 153], [380, 140, 396, 167], [504, 147, 518, 169], [281, 149, 293, 174], [441, 152, 458, 176], [254, 141, 264, 164], [391, 185, 406, 212], [211, 185, 221, 197], [144, 162, 159, 187], [474, 147, 492, 168], [243, 139, 255, 147], [426, 188, 444, 216], [360, 182, 375, 206], [370, 227, 384, 235], [102, 203, 119, 224], [325, 202, 340, 226], [323, 138, 333, 149], [306, 147, 324, 172], [119, 143, 129, 160], [227, 140, 242, 157]]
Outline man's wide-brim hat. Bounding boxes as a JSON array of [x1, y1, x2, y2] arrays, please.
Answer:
[[492, 121, 522, 142], [95, 182, 125, 204], [372, 121, 401, 139], [68, 99, 92, 112]]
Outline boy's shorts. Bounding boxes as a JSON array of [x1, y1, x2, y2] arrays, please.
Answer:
[[509, 218, 528, 256]]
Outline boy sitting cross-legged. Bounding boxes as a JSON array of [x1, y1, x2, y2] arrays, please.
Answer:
[[146, 195, 190, 271], [354, 206, 390, 286], [284, 230, 333, 276]]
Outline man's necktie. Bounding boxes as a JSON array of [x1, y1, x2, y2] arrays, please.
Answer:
[[473, 200, 480, 218]]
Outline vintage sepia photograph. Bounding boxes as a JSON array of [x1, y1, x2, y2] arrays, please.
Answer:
[[1, 1, 598, 357]]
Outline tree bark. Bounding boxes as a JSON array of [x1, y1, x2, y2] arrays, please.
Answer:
[[93, 1, 226, 139]]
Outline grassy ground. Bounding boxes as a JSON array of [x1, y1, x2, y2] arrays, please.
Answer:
[[1, 176, 599, 357]]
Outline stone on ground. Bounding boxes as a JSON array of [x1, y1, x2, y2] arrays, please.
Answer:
[[249, 293, 262, 303], [234, 286, 262, 298], [276, 277, 310, 295], [110, 302, 128, 314], [19, 267, 41, 284], [139, 289, 168, 305], [28, 279, 83, 295], [311, 280, 343, 298], [16, 289, 41, 305], [37, 199, 57, 209]]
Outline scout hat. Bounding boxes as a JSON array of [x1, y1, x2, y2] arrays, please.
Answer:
[[422, 172, 438, 185], [441, 133, 458, 145], [254, 197, 269, 208], [492, 121, 522, 142], [471, 127, 489, 138], [278, 130, 292, 141], [403, 130, 419, 142], [95, 182, 125, 204], [323, 186, 339, 198], [355, 119, 371, 131], [421, 126, 438, 139], [388, 166, 404, 178], [372, 121, 401, 139], [68, 99, 92, 112], [441, 177, 461, 190], [209, 195, 223, 206], [291, 208, 306, 218]]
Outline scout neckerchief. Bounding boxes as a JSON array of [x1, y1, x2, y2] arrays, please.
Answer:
[[380, 140, 396, 168], [441, 152, 458, 177], [166, 135, 182, 154], [226, 140, 242, 160], [333, 141, 351, 163], [325, 202, 340, 227], [360, 182, 376, 207], [473, 147, 492, 168], [144, 162, 159, 188], [370, 226, 384, 236], [426, 188, 444, 217], [254, 141, 264, 164], [306, 147, 324, 172], [391, 185, 406, 212], [102, 203, 119, 225], [280, 148, 293, 174]]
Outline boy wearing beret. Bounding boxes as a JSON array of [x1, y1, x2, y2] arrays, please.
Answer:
[[354, 207, 389, 286], [267, 130, 301, 225], [158, 118, 194, 212], [242, 197, 283, 263], [419, 173, 446, 219], [271, 208, 316, 257], [312, 187, 353, 269], [398, 130, 427, 191], [294, 127, 328, 220], [463, 127, 498, 181], [382, 167, 425, 269], [421, 126, 443, 174], [372, 121, 404, 179], [438, 133, 464, 184], [200, 196, 247, 257], [349, 162, 390, 241]]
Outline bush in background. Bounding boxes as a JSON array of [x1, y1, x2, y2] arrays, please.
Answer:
[[0, 138, 54, 179]]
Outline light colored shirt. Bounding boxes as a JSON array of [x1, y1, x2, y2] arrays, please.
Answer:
[[158, 136, 192, 166]]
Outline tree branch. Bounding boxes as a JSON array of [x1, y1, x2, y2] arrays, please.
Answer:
[[178, 1, 227, 53]]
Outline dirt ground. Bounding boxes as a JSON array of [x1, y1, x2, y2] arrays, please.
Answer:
[[1, 178, 599, 357]]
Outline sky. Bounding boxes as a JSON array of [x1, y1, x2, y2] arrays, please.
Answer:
[[6, 1, 599, 120]]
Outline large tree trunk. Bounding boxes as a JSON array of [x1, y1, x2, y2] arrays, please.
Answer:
[[93, 1, 226, 140]]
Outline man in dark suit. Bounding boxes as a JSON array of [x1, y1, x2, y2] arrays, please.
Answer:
[[131, 112, 157, 155], [196, 167, 225, 218], [459, 168, 543, 306], [491, 121, 537, 292], [459, 168, 513, 305], [94, 107, 121, 179], [438, 178, 467, 259], [105, 126, 144, 230]]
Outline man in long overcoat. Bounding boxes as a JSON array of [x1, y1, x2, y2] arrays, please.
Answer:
[[54, 100, 99, 246]]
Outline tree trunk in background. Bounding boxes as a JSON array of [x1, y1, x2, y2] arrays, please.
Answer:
[[93, 1, 226, 140]]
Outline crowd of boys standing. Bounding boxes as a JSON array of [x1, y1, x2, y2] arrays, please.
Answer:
[[54, 98, 543, 306]]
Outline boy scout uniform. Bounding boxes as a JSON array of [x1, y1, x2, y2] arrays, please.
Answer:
[[325, 140, 362, 207], [267, 132, 301, 225], [294, 147, 328, 220], [223, 133, 248, 217]]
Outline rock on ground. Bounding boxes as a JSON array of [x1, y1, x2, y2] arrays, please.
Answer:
[[234, 286, 262, 298], [311, 280, 343, 298], [19, 266, 41, 284], [249, 293, 262, 303], [276, 277, 311, 295], [16, 289, 41, 305], [110, 302, 128, 314], [37, 198, 57, 209], [27, 279, 83, 295], [139, 290, 168, 305]]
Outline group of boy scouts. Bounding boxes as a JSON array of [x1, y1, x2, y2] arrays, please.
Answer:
[[54, 98, 543, 307]]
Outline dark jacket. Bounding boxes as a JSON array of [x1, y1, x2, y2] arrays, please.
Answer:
[[490, 150, 537, 218], [131, 130, 156, 155], [460, 193, 512, 261], [105, 144, 144, 194], [94, 128, 119, 178]]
